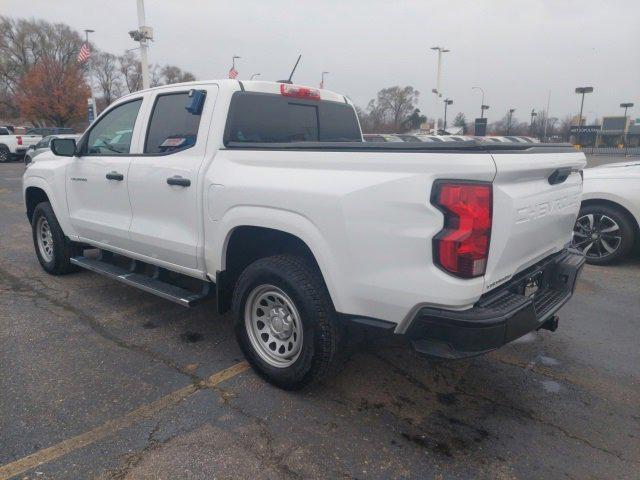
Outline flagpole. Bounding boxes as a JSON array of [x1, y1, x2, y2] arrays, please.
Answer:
[[84, 29, 97, 119]]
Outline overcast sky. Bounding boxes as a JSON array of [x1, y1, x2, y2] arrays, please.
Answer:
[[3, 0, 639, 124]]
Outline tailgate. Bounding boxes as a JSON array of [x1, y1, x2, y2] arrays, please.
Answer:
[[484, 148, 586, 292], [21, 135, 41, 147]]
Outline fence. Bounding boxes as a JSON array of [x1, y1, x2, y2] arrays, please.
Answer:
[[581, 146, 640, 156]]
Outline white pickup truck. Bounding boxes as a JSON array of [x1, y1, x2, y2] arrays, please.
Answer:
[[0, 126, 41, 162], [23, 80, 586, 389]]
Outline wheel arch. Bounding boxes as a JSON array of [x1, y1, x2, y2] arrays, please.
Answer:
[[212, 210, 345, 314], [23, 177, 76, 238], [25, 186, 50, 222], [580, 198, 640, 235]]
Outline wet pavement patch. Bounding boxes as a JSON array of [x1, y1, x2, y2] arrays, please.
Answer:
[[436, 392, 458, 406], [180, 331, 203, 343]]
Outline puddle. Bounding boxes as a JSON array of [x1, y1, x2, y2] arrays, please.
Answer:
[[180, 331, 203, 343]]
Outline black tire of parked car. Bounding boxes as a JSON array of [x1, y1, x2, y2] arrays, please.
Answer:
[[0, 145, 10, 162], [574, 203, 636, 265], [232, 254, 344, 390], [31, 202, 81, 275]]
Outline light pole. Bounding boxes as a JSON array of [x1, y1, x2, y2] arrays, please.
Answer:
[[320, 71, 329, 89], [574, 86, 593, 145], [620, 102, 634, 147], [472, 86, 485, 118], [128, 0, 153, 90], [250, 73, 260, 80], [443, 98, 453, 131], [430, 46, 450, 134], [84, 29, 96, 118], [507, 108, 515, 135]]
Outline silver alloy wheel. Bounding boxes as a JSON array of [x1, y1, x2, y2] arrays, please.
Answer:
[[244, 284, 303, 368], [0, 147, 8, 162], [573, 213, 622, 259], [36, 216, 55, 263]]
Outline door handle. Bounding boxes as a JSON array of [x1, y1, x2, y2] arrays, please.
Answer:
[[166, 176, 191, 187], [106, 171, 124, 181]]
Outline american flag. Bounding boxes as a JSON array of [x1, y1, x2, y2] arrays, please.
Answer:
[[76, 43, 91, 63], [228, 66, 238, 79]]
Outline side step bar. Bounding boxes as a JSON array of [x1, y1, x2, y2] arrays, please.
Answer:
[[70, 255, 212, 307]]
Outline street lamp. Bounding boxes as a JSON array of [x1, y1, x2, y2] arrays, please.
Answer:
[[530, 109, 537, 135], [320, 71, 329, 89], [507, 108, 516, 135], [620, 102, 634, 147], [620, 102, 634, 118], [472, 86, 485, 118], [443, 98, 453, 131], [250, 73, 260, 80], [574, 86, 593, 145], [430, 46, 450, 134]]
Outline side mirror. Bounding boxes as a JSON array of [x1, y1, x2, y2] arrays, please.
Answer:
[[51, 138, 77, 157]]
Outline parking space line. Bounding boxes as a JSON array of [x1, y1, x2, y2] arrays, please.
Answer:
[[0, 361, 250, 480]]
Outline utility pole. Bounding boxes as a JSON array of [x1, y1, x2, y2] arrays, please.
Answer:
[[84, 29, 97, 120], [430, 46, 450, 134], [128, 0, 153, 90], [507, 108, 515, 135], [443, 98, 453, 131]]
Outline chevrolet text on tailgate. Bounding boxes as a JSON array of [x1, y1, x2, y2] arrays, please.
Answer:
[[23, 80, 586, 389]]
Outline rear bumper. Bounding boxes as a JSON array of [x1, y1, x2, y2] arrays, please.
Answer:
[[405, 248, 585, 359]]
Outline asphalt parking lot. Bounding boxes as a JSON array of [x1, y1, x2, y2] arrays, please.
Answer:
[[1, 159, 639, 480]]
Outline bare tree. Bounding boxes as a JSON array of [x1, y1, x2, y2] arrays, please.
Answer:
[[161, 65, 196, 84], [118, 51, 142, 93], [376, 86, 420, 132], [0, 16, 83, 117], [92, 51, 123, 106]]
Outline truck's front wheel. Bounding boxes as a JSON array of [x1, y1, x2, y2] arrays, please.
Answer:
[[232, 255, 343, 390], [31, 202, 80, 275]]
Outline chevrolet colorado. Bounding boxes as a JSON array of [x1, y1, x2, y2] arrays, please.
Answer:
[[23, 80, 586, 389]]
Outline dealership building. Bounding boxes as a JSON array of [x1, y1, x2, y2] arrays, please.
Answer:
[[570, 116, 640, 147]]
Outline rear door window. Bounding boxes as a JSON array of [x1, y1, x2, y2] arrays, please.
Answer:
[[145, 92, 203, 154], [225, 92, 361, 143]]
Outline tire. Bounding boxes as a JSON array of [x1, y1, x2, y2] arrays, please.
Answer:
[[573, 203, 635, 265], [0, 145, 9, 163], [31, 202, 80, 275], [232, 254, 344, 390]]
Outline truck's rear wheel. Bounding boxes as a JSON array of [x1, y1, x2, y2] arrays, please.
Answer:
[[232, 254, 343, 390], [31, 202, 80, 275]]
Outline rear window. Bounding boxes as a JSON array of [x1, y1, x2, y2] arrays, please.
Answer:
[[225, 92, 361, 144]]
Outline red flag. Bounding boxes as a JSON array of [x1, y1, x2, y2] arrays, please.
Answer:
[[76, 43, 90, 63], [228, 67, 238, 79]]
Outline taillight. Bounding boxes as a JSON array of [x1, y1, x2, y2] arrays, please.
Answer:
[[280, 83, 321, 101], [17, 136, 22, 145], [431, 181, 492, 278]]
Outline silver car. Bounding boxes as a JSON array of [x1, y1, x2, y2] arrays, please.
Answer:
[[25, 134, 80, 165]]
